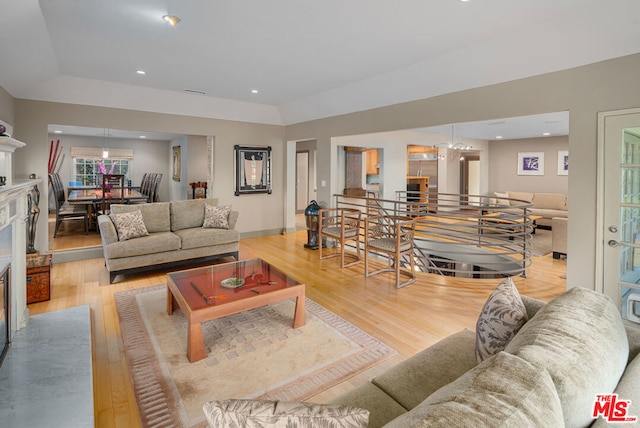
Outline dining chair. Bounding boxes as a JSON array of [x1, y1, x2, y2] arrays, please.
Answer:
[[364, 215, 417, 288], [190, 181, 207, 199], [318, 208, 362, 268], [96, 174, 125, 216], [151, 173, 162, 202], [48, 173, 89, 238]]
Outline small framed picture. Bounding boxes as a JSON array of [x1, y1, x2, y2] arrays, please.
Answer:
[[557, 150, 569, 175], [517, 152, 544, 176], [234, 145, 272, 195], [172, 146, 181, 181]]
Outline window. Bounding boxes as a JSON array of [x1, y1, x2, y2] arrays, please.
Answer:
[[70, 146, 134, 185], [73, 159, 130, 186]]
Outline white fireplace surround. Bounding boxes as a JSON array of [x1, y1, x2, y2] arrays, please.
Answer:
[[0, 134, 39, 339]]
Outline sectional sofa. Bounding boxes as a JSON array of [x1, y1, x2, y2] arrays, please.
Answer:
[[326, 284, 640, 427], [491, 191, 568, 227], [98, 199, 239, 283]]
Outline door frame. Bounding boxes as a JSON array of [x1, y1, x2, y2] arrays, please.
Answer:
[[595, 107, 640, 298]]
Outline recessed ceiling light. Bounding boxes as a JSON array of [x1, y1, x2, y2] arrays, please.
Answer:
[[53, 130, 62, 134], [495, 136, 503, 139], [139, 135, 146, 139], [251, 89, 259, 94], [163, 15, 181, 26], [136, 70, 146, 75], [543, 132, 551, 136]]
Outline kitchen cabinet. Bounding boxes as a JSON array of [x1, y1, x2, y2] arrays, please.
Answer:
[[366, 149, 379, 174]]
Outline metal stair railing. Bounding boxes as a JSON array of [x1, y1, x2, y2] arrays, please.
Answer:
[[333, 192, 534, 278]]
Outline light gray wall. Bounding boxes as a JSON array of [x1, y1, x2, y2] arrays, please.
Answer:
[[45, 132, 172, 200], [12, 100, 285, 253], [285, 53, 640, 293], [488, 136, 569, 194], [0, 86, 14, 126]]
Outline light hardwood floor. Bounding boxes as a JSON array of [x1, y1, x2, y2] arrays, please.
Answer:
[[34, 225, 567, 427]]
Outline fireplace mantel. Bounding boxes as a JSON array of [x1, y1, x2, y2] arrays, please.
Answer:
[[0, 180, 41, 338], [0, 124, 37, 339]]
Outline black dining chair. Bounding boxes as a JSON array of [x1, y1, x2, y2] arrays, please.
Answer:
[[48, 173, 89, 237]]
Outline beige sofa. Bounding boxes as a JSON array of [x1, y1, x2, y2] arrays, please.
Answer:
[[98, 199, 239, 283], [552, 216, 568, 259], [492, 191, 567, 228], [325, 286, 640, 427]]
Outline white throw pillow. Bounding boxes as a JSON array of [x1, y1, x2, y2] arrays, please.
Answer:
[[475, 277, 528, 363], [203, 204, 231, 229], [203, 400, 369, 428], [109, 210, 149, 241]]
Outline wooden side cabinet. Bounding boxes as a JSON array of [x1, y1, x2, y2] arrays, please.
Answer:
[[26, 254, 51, 304]]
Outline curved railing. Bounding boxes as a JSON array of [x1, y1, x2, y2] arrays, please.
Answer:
[[333, 192, 535, 278]]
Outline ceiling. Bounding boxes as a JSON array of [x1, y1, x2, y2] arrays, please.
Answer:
[[3, 1, 640, 134]]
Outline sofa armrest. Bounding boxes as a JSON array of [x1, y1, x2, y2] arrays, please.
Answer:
[[228, 210, 239, 230], [98, 215, 118, 246]]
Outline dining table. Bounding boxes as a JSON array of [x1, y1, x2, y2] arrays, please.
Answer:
[[67, 188, 148, 228]]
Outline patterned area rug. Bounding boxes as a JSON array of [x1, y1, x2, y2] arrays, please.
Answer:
[[115, 285, 397, 428]]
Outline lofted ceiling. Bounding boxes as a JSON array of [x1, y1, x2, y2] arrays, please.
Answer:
[[2, 1, 640, 134]]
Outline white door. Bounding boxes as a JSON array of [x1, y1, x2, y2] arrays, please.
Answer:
[[599, 108, 640, 323], [296, 152, 309, 212]]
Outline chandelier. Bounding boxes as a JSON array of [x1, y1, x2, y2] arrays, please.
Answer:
[[431, 125, 473, 159]]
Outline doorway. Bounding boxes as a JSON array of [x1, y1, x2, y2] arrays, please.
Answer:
[[296, 151, 309, 212], [598, 108, 640, 323], [460, 153, 480, 205]]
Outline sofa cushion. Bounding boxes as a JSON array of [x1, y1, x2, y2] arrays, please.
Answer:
[[203, 204, 231, 229], [110, 202, 171, 233], [170, 199, 219, 231], [174, 227, 240, 251], [203, 400, 369, 428], [505, 287, 629, 428], [329, 382, 408, 428], [383, 351, 564, 428], [106, 231, 181, 259], [507, 191, 533, 206], [109, 210, 149, 241], [533, 192, 567, 210], [591, 352, 640, 427], [372, 329, 477, 411], [475, 277, 528, 363]]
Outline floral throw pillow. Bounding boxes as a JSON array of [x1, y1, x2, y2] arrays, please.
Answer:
[[109, 210, 149, 241], [203, 400, 369, 428], [203, 204, 231, 229], [475, 277, 528, 363]]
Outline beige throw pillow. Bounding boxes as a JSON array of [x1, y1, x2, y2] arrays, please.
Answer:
[[203, 400, 369, 428], [109, 210, 149, 241], [493, 191, 510, 206], [203, 204, 231, 229], [475, 277, 528, 363]]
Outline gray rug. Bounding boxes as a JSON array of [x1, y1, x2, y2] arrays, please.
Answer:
[[532, 229, 553, 256]]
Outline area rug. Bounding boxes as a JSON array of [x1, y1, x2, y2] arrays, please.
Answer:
[[532, 228, 552, 256], [115, 285, 397, 428]]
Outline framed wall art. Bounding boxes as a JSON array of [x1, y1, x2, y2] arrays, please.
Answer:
[[557, 150, 569, 175], [172, 145, 181, 181], [234, 145, 272, 195], [517, 152, 544, 176]]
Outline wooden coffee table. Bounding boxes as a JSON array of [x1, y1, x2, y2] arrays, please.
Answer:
[[166, 258, 306, 362]]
